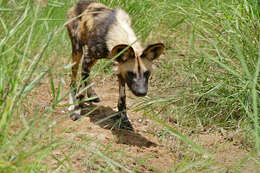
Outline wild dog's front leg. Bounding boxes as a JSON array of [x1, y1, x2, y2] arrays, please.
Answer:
[[117, 75, 133, 130]]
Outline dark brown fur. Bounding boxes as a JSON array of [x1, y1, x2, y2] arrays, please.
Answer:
[[75, 1, 93, 17]]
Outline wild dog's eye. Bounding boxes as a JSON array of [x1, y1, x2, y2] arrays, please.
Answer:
[[144, 71, 151, 78], [127, 71, 136, 78]]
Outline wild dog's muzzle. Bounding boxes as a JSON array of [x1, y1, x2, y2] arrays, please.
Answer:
[[127, 77, 148, 97]]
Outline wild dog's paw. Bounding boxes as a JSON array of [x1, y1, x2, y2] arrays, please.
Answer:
[[70, 112, 81, 121], [90, 97, 100, 103], [114, 114, 134, 131], [119, 119, 134, 131], [69, 108, 81, 121], [87, 92, 100, 103]]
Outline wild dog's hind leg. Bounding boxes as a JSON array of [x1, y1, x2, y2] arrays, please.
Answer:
[[117, 75, 133, 130], [69, 50, 83, 120], [67, 27, 83, 120], [80, 51, 100, 103]]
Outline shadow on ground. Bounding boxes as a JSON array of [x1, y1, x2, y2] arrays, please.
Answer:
[[80, 103, 157, 148]]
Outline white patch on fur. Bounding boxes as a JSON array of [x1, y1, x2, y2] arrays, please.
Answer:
[[74, 109, 81, 115], [106, 9, 143, 56], [68, 105, 75, 111], [68, 93, 75, 111]]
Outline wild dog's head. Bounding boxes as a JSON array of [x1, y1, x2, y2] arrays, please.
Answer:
[[111, 43, 165, 97]]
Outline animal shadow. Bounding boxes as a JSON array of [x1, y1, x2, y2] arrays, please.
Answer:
[[81, 103, 157, 148]]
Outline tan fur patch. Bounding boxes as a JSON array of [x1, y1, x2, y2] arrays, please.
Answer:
[[140, 57, 153, 72], [85, 3, 107, 29], [118, 58, 137, 79], [79, 3, 110, 41]]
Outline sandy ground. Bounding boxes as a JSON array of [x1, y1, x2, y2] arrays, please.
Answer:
[[27, 74, 257, 173]]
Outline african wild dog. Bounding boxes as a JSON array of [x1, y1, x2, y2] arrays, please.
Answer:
[[66, 1, 165, 130]]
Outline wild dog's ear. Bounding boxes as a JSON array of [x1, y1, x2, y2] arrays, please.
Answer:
[[141, 43, 165, 61], [110, 44, 135, 62]]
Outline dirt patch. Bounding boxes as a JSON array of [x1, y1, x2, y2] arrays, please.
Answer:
[[25, 74, 257, 172]]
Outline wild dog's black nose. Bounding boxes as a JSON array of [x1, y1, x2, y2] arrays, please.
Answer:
[[135, 88, 147, 97], [127, 77, 148, 97]]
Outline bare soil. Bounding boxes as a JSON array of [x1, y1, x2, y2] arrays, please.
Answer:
[[28, 73, 257, 173]]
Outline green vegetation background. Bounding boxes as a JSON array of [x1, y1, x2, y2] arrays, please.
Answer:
[[0, 0, 259, 172]]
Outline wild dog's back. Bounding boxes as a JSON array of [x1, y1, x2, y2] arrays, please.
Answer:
[[66, 1, 111, 39], [67, 1, 142, 59], [66, 1, 94, 36]]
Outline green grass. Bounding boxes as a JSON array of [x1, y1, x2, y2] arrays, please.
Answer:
[[146, 0, 260, 147], [0, 0, 259, 172]]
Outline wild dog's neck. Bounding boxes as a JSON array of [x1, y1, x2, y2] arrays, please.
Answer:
[[106, 9, 143, 56]]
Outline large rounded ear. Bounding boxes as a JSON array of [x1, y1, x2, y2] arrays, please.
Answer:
[[110, 44, 135, 62], [141, 43, 165, 61]]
